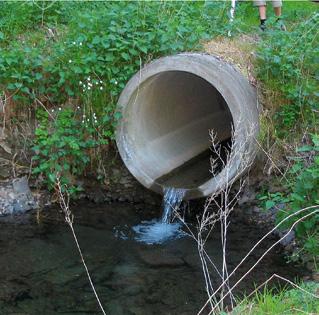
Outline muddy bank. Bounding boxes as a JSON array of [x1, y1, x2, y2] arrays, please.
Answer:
[[0, 139, 161, 213]]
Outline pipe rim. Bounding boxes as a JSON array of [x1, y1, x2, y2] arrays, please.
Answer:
[[116, 53, 258, 199]]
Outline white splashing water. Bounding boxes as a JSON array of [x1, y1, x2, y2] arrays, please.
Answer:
[[162, 187, 186, 223], [133, 187, 186, 245]]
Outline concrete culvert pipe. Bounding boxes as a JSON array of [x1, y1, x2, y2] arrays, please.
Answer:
[[116, 53, 259, 199]]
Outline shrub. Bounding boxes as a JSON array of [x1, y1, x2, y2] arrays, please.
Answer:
[[255, 13, 318, 260], [256, 13, 319, 136], [259, 134, 319, 259], [32, 106, 111, 193], [276, 134, 319, 258]]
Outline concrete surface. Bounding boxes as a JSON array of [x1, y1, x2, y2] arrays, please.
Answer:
[[116, 53, 259, 199]]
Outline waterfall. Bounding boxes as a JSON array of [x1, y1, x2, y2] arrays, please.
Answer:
[[132, 187, 186, 244], [162, 187, 186, 223]]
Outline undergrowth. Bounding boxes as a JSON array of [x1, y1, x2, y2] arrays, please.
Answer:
[[255, 11, 319, 261], [230, 282, 319, 315], [256, 14, 318, 137], [0, 1, 230, 192]]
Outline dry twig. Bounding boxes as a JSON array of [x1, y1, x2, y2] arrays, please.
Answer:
[[56, 178, 107, 315]]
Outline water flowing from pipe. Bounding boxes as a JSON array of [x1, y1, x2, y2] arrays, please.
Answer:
[[162, 187, 186, 223], [133, 187, 186, 244]]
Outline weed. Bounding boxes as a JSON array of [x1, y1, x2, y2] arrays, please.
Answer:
[[231, 282, 319, 315], [259, 134, 319, 259], [32, 106, 109, 193], [256, 13, 318, 137]]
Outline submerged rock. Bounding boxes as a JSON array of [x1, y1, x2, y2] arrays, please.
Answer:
[[0, 177, 37, 216], [139, 248, 185, 267]]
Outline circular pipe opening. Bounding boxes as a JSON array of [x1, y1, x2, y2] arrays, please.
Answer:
[[116, 54, 258, 199], [127, 70, 233, 189]]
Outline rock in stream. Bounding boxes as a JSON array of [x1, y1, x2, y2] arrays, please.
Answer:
[[0, 177, 37, 216]]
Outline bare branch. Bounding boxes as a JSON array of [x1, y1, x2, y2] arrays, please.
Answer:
[[204, 207, 319, 314], [56, 178, 107, 315]]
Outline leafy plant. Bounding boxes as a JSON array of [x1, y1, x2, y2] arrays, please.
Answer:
[[258, 192, 288, 211], [256, 13, 319, 137], [0, 1, 230, 106], [254, 11, 318, 261], [277, 135, 319, 256], [32, 107, 109, 193], [0, 1, 233, 193], [260, 134, 319, 259]]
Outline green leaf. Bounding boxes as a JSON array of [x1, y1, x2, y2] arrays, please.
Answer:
[[104, 53, 114, 61], [265, 200, 275, 210], [35, 73, 43, 80], [114, 111, 122, 120], [121, 52, 130, 61], [21, 87, 30, 94], [92, 36, 101, 44], [290, 193, 304, 202], [15, 82, 23, 88], [48, 173, 56, 183], [129, 48, 138, 56], [139, 46, 148, 54], [290, 163, 302, 173], [297, 145, 313, 152]]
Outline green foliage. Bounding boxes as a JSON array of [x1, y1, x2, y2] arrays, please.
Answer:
[[277, 135, 319, 257], [232, 282, 319, 315], [0, 1, 232, 192], [256, 13, 319, 136], [255, 10, 318, 261], [0, 1, 230, 105], [258, 192, 288, 211], [259, 134, 319, 259], [32, 107, 110, 193]]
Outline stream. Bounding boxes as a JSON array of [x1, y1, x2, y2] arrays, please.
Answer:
[[0, 200, 308, 315]]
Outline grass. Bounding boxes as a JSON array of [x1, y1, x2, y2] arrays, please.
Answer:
[[231, 282, 319, 315], [233, 0, 318, 32]]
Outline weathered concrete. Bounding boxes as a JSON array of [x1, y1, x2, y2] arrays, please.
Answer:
[[116, 53, 259, 199]]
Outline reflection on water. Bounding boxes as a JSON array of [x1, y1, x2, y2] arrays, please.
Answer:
[[0, 201, 307, 315]]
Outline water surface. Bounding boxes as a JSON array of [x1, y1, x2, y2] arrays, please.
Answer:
[[0, 202, 307, 315]]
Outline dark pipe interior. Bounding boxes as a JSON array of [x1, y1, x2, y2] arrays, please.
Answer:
[[156, 138, 233, 189], [127, 70, 234, 189]]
